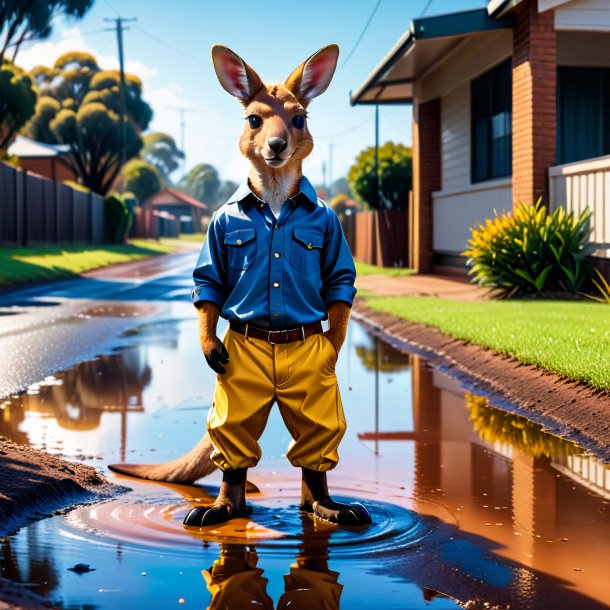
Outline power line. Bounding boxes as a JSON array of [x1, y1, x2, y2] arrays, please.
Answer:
[[133, 24, 210, 67], [317, 113, 374, 140], [102, 0, 121, 16], [419, 0, 434, 17], [341, 0, 382, 69]]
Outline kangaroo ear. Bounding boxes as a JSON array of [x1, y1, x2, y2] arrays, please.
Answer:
[[284, 44, 339, 106], [210, 45, 264, 104]]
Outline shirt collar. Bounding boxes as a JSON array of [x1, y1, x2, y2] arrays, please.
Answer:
[[228, 175, 318, 210]]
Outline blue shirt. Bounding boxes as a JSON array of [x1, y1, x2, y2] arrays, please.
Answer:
[[191, 176, 356, 328]]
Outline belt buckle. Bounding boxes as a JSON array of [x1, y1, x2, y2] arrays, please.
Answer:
[[268, 329, 289, 345]]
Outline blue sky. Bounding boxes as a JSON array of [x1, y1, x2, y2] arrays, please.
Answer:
[[18, 0, 486, 186]]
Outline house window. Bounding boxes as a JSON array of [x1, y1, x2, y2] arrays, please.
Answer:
[[557, 67, 610, 165], [471, 59, 512, 183]]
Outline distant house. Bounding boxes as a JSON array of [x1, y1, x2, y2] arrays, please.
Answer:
[[143, 187, 208, 234], [8, 135, 77, 184], [352, 0, 610, 274]]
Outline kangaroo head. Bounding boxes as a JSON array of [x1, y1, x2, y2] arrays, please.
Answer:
[[211, 44, 339, 205]]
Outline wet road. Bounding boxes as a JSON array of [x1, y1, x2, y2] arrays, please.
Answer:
[[1, 252, 610, 609], [0, 251, 198, 398]]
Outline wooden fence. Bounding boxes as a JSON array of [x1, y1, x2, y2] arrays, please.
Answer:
[[352, 209, 409, 267], [0, 161, 105, 247]]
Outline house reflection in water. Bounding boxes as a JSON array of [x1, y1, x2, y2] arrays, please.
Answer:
[[0, 348, 151, 460], [355, 351, 610, 608]]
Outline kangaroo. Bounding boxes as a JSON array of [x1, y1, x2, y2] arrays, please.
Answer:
[[110, 44, 371, 527]]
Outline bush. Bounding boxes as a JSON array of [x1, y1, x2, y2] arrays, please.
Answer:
[[104, 192, 133, 244], [463, 200, 594, 298]]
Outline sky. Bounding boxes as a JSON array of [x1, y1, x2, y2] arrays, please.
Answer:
[[16, 0, 487, 186]]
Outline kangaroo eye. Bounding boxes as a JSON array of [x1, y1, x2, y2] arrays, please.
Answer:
[[292, 115, 305, 129], [248, 115, 262, 129]]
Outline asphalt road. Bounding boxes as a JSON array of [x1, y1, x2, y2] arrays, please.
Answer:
[[0, 250, 200, 399]]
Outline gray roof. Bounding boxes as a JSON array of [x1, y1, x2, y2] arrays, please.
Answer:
[[351, 7, 514, 106], [8, 135, 70, 159]]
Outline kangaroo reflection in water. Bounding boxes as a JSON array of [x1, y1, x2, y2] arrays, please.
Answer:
[[202, 516, 342, 610]]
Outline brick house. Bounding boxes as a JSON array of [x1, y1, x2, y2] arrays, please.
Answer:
[[351, 0, 610, 274]]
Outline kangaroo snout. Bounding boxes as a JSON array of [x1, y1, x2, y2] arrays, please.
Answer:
[[267, 137, 287, 156]]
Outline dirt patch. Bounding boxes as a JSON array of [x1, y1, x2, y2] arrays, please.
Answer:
[[0, 436, 126, 539], [353, 302, 610, 461]]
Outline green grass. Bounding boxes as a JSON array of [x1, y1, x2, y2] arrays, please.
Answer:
[[363, 296, 610, 390], [161, 232, 205, 244], [0, 240, 182, 286], [355, 260, 415, 277]]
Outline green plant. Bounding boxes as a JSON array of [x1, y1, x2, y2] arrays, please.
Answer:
[[104, 192, 133, 244], [348, 141, 412, 210], [463, 200, 594, 298]]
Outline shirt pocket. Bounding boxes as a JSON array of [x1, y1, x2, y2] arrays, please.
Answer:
[[290, 228, 324, 276], [225, 228, 257, 270]]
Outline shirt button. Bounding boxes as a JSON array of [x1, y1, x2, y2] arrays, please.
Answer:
[[275, 224, 280, 230], [273, 282, 279, 288], [274, 252, 280, 258], [259, 203, 264, 208], [236, 239, 242, 245], [307, 242, 313, 250], [273, 313, 279, 317]]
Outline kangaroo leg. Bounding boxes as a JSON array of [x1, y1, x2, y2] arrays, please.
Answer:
[[108, 433, 217, 484]]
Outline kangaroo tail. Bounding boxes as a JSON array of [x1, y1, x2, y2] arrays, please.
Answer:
[[108, 433, 217, 484]]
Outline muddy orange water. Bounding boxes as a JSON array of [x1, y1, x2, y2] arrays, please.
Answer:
[[1, 318, 609, 609]]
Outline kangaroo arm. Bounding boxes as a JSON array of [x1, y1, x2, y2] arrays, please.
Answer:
[[324, 301, 351, 354]]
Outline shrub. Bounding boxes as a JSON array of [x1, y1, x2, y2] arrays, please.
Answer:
[[104, 192, 133, 244], [463, 200, 594, 298]]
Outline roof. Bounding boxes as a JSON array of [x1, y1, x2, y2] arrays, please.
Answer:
[[8, 135, 70, 158], [144, 187, 208, 210], [350, 8, 514, 106]]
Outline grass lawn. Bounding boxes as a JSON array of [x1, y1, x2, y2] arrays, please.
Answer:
[[0, 240, 182, 286], [363, 296, 610, 390], [355, 260, 415, 277], [161, 232, 205, 244]]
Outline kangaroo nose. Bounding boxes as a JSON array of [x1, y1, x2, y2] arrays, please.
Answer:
[[268, 137, 287, 156]]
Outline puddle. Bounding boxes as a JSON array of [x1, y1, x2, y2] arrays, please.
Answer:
[[1, 320, 609, 609]]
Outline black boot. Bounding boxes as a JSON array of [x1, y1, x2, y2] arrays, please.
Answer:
[[300, 468, 372, 526], [183, 467, 252, 527]]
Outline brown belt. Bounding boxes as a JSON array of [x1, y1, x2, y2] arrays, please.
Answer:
[[229, 319, 323, 344]]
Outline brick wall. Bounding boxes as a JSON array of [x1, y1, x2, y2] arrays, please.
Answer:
[[412, 98, 441, 273], [512, 0, 556, 209]]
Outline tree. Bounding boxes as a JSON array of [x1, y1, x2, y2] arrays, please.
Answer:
[[23, 52, 153, 194], [0, 62, 36, 150], [141, 132, 183, 183], [179, 163, 220, 204], [0, 0, 94, 64], [329, 176, 350, 198], [122, 159, 161, 203], [348, 142, 412, 211]]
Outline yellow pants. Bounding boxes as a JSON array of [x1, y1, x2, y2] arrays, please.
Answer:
[[207, 328, 347, 471]]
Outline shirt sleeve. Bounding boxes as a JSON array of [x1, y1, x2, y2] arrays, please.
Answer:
[[320, 208, 357, 307], [192, 211, 228, 309]]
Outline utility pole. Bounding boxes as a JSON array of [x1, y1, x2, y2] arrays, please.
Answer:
[[328, 142, 334, 196], [105, 16, 137, 190], [165, 107, 200, 176], [374, 104, 380, 209]]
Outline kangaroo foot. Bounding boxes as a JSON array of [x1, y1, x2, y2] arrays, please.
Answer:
[[184, 468, 250, 527], [300, 468, 372, 526]]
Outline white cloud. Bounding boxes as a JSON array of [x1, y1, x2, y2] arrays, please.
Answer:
[[17, 26, 158, 84]]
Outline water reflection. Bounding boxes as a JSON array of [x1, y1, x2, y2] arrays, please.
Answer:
[[203, 517, 341, 610], [1, 319, 609, 609]]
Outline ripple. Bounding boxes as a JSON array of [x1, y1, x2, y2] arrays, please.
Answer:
[[60, 490, 436, 559]]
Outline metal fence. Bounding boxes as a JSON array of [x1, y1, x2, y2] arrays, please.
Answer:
[[0, 161, 105, 247]]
